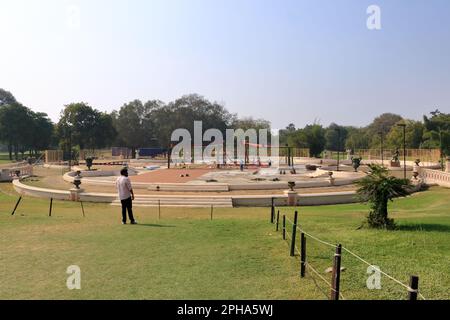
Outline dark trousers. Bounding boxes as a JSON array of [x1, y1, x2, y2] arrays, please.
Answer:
[[120, 197, 135, 223]]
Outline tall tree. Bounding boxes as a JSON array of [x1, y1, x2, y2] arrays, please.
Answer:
[[288, 124, 326, 157], [324, 123, 348, 151], [422, 110, 450, 156], [385, 120, 424, 149], [57, 103, 115, 156], [113, 100, 157, 157], [0, 103, 33, 160]]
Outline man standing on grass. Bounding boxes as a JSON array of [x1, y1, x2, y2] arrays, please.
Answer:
[[116, 168, 137, 225]]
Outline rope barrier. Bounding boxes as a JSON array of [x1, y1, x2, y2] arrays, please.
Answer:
[[296, 226, 336, 249], [305, 262, 345, 300], [278, 212, 427, 300], [341, 246, 426, 300]]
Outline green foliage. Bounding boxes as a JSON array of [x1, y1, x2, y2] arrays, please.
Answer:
[[324, 123, 348, 151], [385, 120, 424, 149], [422, 110, 450, 156], [356, 164, 411, 229], [0, 102, 53, 160], [0, 88, 17, 106], [345, 127, 370, 150], [56, 102, 117, 152], [284, 124, 326, 157]]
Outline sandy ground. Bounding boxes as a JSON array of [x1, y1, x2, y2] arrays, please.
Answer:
[[130, 168, 214, 183]]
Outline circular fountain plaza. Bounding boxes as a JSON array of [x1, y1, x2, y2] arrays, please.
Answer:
[[11, 157, 439, 207]]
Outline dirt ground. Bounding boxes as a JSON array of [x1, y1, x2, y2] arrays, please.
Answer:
[[130, 168, 214, 183]]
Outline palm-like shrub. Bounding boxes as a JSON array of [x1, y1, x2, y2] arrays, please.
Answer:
[[356, 164, 411, 229]]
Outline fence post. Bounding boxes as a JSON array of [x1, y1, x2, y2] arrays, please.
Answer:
[[300, 232, 306, 278], [330, 244, 342, 300], [408, 275, 419, 301], [276, 210, 280, 231], [270, 197, 274, 223], [49, 198, 53, 217], [210, 205, 213, 220], [282, 215, 286, 240], [290, 211, 298, 257], [11, 196, 22, 216], [158, 199, 161, 219], [80, 201, 85, 217]]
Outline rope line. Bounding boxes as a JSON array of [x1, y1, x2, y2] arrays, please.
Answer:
[[297, 227, 336, 249], [278, 214, 427, 300], [305, 262, 345, 300], [308, 270, 330, 299], [285, 217, 294, 225], [341, 246, 426, 300]]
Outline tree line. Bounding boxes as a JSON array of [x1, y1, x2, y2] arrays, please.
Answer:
[[279, 112, 450, 158], [0, 88, 448, 161]]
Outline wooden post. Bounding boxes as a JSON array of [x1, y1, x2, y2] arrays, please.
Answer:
[[408, 275, 419, 301], [210, 205, 213, 220], [276, 210, 280, 231], [49, 198, 53, 217], [330, 244, 342, 300], [282, 215, 286, 240], [270, 197, 274, 223], [11, 196, 22, 216], [300, 232, 306, 278], [80, 201, 85, 217], [290, 211, 298, 257]]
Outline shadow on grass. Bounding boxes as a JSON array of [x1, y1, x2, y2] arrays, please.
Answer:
[[396, 223, 450, 233], [134, 223, 176, 228]]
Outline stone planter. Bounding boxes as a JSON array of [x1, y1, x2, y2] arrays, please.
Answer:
[[284, 190, 298, 206], [70, 188, 84, 201]]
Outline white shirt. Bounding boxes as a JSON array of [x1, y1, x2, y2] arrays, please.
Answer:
[[116, 176, 132, 200]]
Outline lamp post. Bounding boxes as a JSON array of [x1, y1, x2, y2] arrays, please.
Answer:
[[378, 130, 384, 167], [439, 127, 444, 171], [335, 128, 341, 172], [397, 123, 407, 180]]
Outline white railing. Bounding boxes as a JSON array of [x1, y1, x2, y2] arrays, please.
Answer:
[[419, 168, 450, 188], [0, 165, 33, 181]]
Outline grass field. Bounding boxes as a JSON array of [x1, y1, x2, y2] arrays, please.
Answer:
[[0, 183, 449, 300]]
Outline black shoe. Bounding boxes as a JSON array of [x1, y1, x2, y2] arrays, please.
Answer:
[[130, 221, 138, 225], [122, 221, 127, 225]]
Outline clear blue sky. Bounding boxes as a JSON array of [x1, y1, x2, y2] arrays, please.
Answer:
[[1, 0, 449, 129]]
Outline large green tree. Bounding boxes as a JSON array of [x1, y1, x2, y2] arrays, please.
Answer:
[[287, 124, 326, 157], [112, 100, 158, 157], [57, 103, 116, 156], [0, 88, 56, 159], [385, 120, 424, 149], [324, 123, 348, 151], [422, 110, 450, 156]]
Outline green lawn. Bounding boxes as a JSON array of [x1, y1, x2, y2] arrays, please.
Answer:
[[0, 183, 449, 300]]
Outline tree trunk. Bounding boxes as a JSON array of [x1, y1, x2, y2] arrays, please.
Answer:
[[14, 144, 18, 161]]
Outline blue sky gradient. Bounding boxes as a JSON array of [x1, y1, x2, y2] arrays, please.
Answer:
[[1, 0, 449, 128]]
